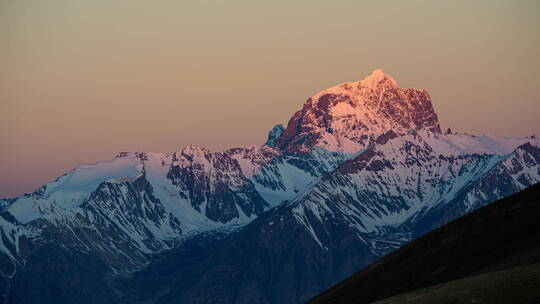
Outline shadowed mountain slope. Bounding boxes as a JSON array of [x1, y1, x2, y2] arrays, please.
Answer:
[[308, 183, 540, 304]]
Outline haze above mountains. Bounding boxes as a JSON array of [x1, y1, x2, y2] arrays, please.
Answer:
[[0, 70, 539, 303], [3, 1, 540, 199]]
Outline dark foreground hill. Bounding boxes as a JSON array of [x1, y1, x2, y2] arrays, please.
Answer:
[[308, 183, 540, 304]]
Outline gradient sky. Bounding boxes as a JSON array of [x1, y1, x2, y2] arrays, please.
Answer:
[[1, 0, 539, 198]]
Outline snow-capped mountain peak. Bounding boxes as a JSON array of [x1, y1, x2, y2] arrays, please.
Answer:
[[360, 68, 397, 88], [274, 69, 440, 153], [1, 69, 539, 304]]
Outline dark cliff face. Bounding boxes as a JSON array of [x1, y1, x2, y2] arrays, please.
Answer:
[[167, 147, 269, 223], [265, 124, 286, 147]]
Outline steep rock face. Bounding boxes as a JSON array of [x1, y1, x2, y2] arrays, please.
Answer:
[[276, 70, 441, 153], [127, 133, 540, 304], [1, 69, 539, 304], [249, 148, 353, 205], [0, 148, 278, 287], [291, 132, 540, 247], [167, 145, 269, 223], [0, 176, 167, 303], [264, 124, 286, 147], [0, 143, 354, 301], [411, 141, 540, 237]]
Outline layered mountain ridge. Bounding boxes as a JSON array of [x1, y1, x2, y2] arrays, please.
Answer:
[[0, 69, 538, 304], [307, 184, 540, 304]]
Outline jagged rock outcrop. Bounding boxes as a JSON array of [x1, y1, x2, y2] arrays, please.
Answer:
[[0, 70, 538, 304], [264, 124, 286, 147], [276, 70, 441, 153]]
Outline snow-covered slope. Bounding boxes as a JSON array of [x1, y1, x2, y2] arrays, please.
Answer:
[[7, 153, 144, 224], [288, 131, 540, 253], [128, 132, 540, 304], [0, 144, 351, 277], [1, 69, 538, 304]]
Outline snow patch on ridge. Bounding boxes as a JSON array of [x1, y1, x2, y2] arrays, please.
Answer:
[[408, 131, 539, 156], [8, 154, 144, 224], [44, 155, 143, 204]]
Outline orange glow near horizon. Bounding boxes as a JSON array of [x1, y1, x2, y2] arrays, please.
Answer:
[[1, 0, 540, 198]]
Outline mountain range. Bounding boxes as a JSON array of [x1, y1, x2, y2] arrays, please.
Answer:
[[1, 69, 538, 304], [308, 183, 540, 304]]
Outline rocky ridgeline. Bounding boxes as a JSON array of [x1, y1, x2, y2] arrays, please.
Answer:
[[0, 70, 539, 304]]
